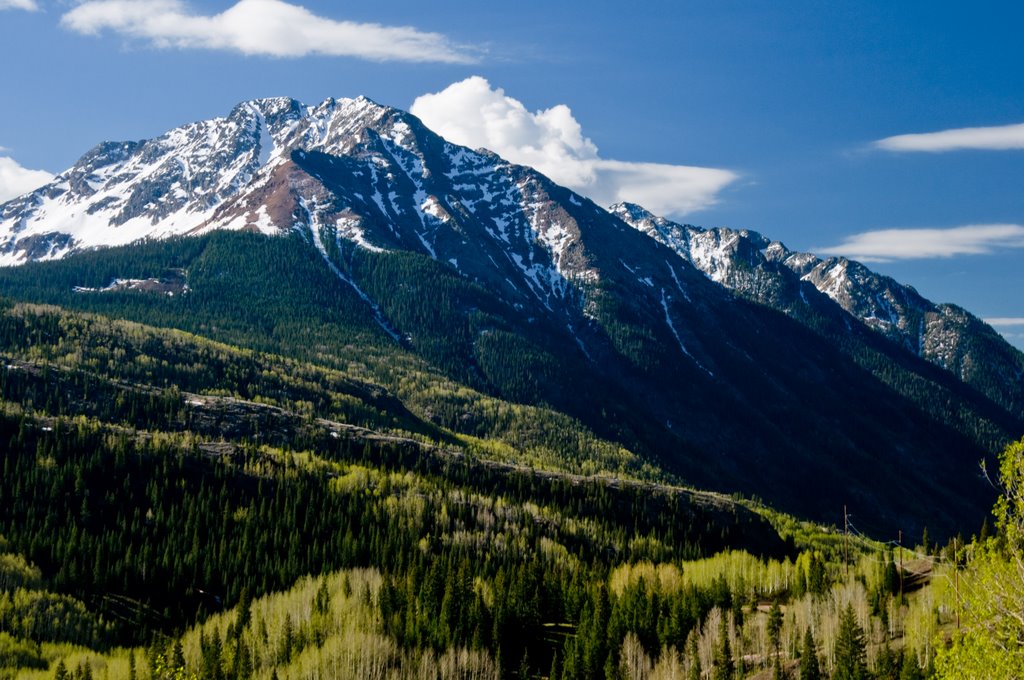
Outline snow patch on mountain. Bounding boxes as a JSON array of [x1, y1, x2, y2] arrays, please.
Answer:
[[615, 200, 1024, 411], [302, 196, 399, 341]]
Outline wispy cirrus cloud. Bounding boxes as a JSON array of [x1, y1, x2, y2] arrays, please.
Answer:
[[816, 224, 1024, 263], [410, 77, 738, 217], [0, 0, 39, 10], [985, 318, 1024, 327], [874, 122, 1024, 152], [61, 0, 477, 63], [0, 155, 54, 203]]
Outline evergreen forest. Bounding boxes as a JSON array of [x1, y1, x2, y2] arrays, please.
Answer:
[[0, 233, 1022, 679]]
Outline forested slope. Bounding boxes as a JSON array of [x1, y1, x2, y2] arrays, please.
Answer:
[[0, 231, 1014, 538]]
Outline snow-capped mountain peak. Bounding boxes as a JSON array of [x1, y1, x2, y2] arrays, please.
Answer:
[[0, 96, 415, 265], [2, 96, 1021, 416], [613, 202, 1024, 413], [1, 95, 1021, 536]]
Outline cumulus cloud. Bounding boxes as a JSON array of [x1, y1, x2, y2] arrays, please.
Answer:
[[410, 77, 737, 217], [61, 0, 475, 63], [0, 0, 38, 10], [817, 224, 1024, 262], [874, 122, 1024, 152], [0, 156, 54, 203]]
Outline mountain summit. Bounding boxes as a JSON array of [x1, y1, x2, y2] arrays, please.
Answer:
[[1, 97, 378, 263], [1, 96, 1021, 535]]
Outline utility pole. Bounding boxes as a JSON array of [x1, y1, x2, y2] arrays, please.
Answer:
[[954, 536, 960, 630], [844, 505, 849, 579], [898, 529, 904, 601]]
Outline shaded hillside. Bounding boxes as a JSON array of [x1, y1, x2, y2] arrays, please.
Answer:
[[0, 231, 1014, 539]]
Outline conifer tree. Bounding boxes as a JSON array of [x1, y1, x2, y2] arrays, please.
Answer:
[[833, 604, 868, 680], [799, 628, 821, 680], [773, 654, 789, 680], [874, 643, 900, 679], [899, 650, 923, 680], [686, 629, 702, 680], [767, 600, 784, 658], [518, 648, 531, 679], [171, 640, 186, 672], [712, 613, 733, 680]]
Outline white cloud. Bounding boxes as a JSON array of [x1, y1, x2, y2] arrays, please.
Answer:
[[0, 156, 54, 203], [0, 0, 38, 10], [61, 0, 475, 63], [816, 224, 1024, 262], [874, 122, 1024, 152], [984, 319, 1024, 350], [410, 76, 737, 217]]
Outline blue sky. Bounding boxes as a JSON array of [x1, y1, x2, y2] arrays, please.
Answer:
[[1, 0, 1023, 348]]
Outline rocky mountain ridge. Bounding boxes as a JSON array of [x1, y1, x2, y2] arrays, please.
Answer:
[[611, 202, 1024, 415], [1, 95, 1020, 534]]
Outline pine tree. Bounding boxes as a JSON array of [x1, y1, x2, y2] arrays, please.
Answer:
[[171, 640, 186, 672], [833, 604, 868, 680], [773, 654, 790, 680], [874, 643, 900, 679], [899, 649, 923, 680], [712, 612, 733, 680], [686, 629, 702, 680], [235, 587, 253, 637], [799, 628, 821, 680], [550, 649, 561, 680], [314, 578, 330, 615], [278, 614, 294, 664], [233, 637, 253, 680], [518, 648, 531, 679], [767, 600, 784, 657]]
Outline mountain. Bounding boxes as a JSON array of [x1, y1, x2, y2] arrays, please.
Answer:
[[611, 202, 1024, 417], [1, 96, 1021, 537]]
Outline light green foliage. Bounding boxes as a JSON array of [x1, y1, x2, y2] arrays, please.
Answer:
[[34, 569, 500, 680], [0, 632, 47, 670], [0, 553, 42, 591], [3, 268, 1009, 678], [933, 542, 1024, 679], [151, 652, 198, 680], [611, 551, 796, 601], [994, 437, 1024, 551], [934, 436, 1024, 678], [0, 588, 106, 648]]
